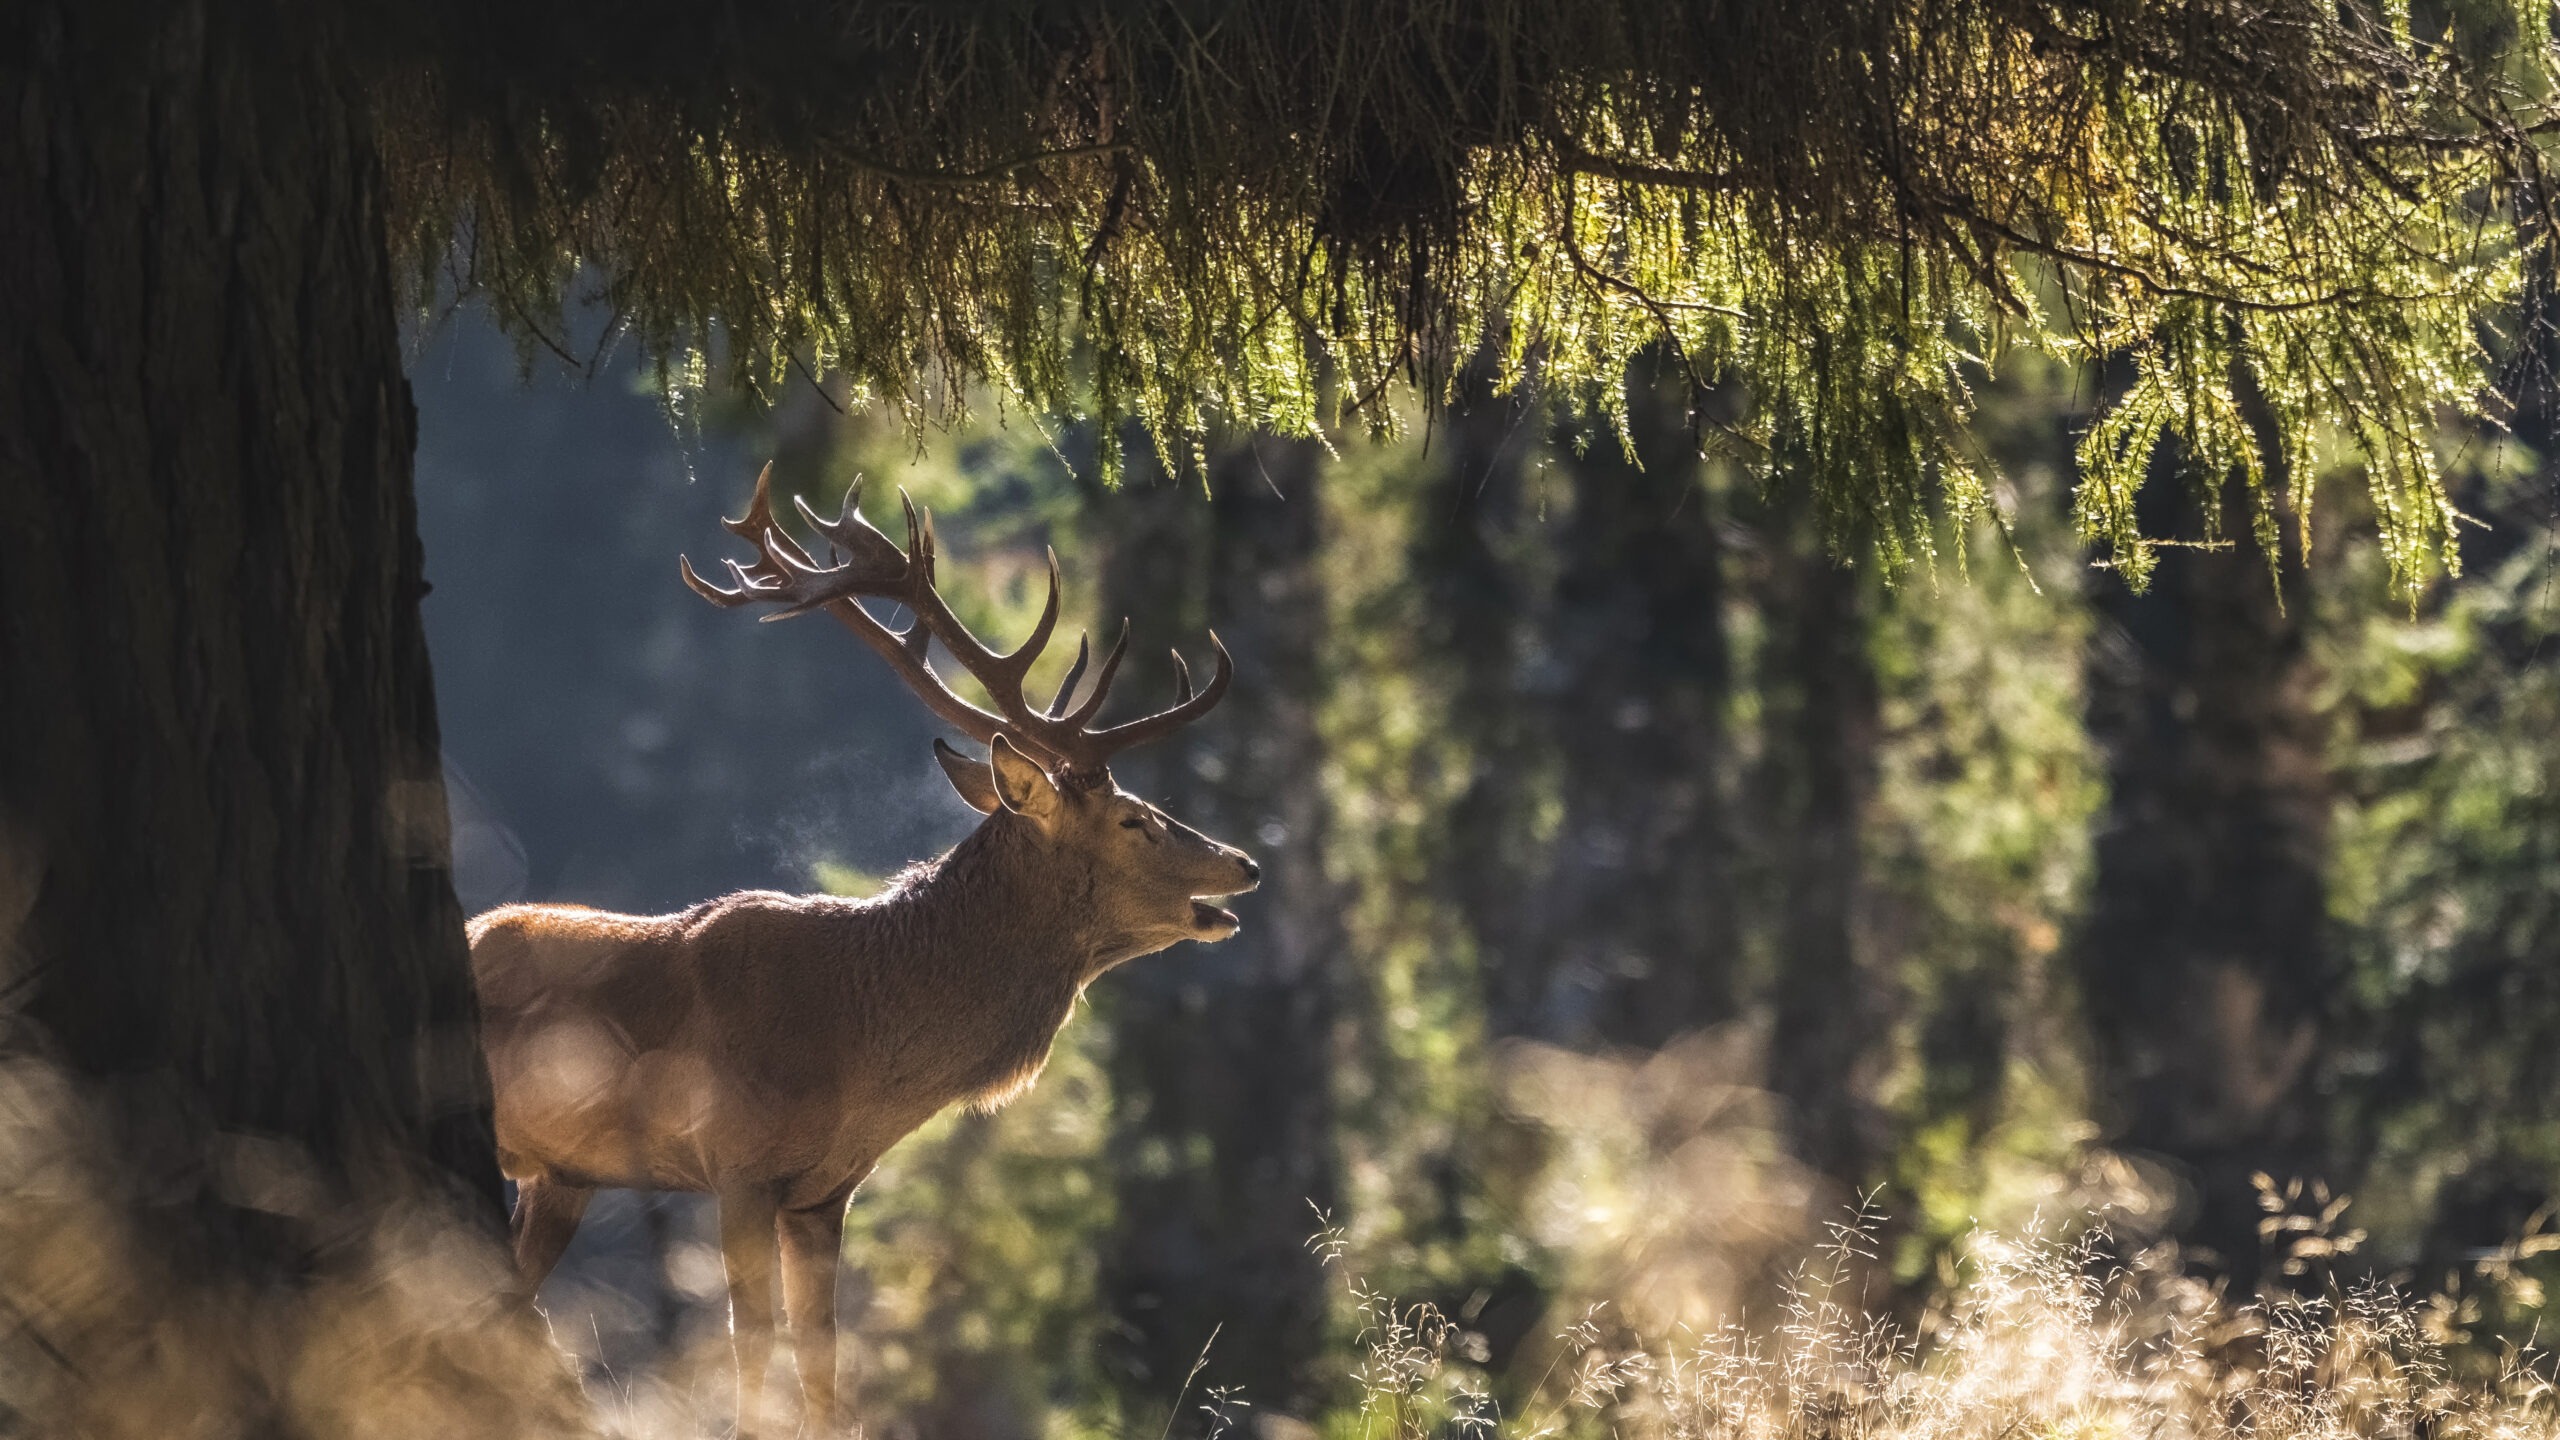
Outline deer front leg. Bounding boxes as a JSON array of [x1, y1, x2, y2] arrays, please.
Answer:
[[780, 1196, 851, 1435], [720, 1185, 783, 1437]]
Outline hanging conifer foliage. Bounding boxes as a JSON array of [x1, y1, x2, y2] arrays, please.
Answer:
[[380, 0, 2551, 586]]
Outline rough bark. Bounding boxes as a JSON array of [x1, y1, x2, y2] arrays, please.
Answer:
[[1093, 441, 1344, 1418], [0, 0, 500, 1260]]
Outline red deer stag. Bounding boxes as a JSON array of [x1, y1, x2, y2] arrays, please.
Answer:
[[468, 464, 1260, 1435]]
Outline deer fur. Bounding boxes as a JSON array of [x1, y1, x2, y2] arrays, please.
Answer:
[[472, 735, 1258, 1436]]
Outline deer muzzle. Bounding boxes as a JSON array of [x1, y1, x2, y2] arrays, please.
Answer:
[[1189, 852, 1261, 936]]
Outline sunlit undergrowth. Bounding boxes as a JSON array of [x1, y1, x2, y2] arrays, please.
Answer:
[[9, 1022, 2555, 1440], [1308, 1214, 2560, 1440]]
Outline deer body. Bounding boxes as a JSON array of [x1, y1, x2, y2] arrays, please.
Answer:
[[475, 464, 1257, 1437], [476, 824, 1126, 1196]]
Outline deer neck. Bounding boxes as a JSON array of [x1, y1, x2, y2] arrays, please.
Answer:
[[889, 815, 1112, 986], [844, 816, 1114, 1111]]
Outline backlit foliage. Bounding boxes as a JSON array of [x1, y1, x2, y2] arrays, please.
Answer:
[[380, 0, 2554, 589]]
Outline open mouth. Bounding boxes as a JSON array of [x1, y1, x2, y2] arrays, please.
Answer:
[[1190, 899, 1241, 932]]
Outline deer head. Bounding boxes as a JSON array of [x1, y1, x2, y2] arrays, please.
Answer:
[[680, 464, 1260, 957]]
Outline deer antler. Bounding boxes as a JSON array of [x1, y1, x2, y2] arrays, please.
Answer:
[[681, 463, 1230, 781]]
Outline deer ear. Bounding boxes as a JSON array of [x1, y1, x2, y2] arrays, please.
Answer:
[[987, 734, 1061, 824], [933, 738, 1000, 815]]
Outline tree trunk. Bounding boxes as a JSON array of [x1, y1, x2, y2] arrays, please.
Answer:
[[1759, 500, 1885, 1189], [1419, 366, 1738, 1050], [1093, 440, 1344, 1420], [1542, 375, 1738, 1048], [2080, 498, 2333, 1283], [0, 0, 499, 1265], [1415, 379, 1561, 1041]]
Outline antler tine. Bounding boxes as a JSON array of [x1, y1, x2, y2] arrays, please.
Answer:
[[717, 461, 779, 544], [788, 492, 834, 565], [685, 463, 1042, 758], [1063, 618, 1132, 729], [717, 462, 819, 567], [685, 463, 1235, 782], [884, 514, 1064, 714], [902, 491, 934, 582], [679, 553, 764, 607], [1046, 633, 1093, 719], [1010, 550, 1064, 678], [722, 477, 931, 625], [686, 464, 810, 602], [1074, 632, 1234, 766], [760, 526, 898, 621], [789, 477, 913, 580]]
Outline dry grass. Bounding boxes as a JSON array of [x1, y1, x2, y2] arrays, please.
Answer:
[[0, 1054, 593, 1440], [0, 1033, 2552, 1440], [1321, 1212, 2560, 1440]]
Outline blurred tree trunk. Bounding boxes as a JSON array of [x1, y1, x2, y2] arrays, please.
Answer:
[[1542, 373, 1740, 1047], [1093, 439, 1344, 1419], [1414, 379, 1560, 1041], [1420, 364, 1739, 1050], [2081, 495, 2334, 1283], [0, 0, 500, 1271], [1757, 496, 1886, 1189]]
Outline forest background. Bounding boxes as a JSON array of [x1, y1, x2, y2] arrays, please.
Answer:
[[21, 3, 2560, 1436], [413, 278, 2560, 1438]]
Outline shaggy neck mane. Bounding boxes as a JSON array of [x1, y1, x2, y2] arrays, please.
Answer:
[[863, 815, 1093, 974], [844, 815, 1091, 1107], [878, 814, 1030, 900]]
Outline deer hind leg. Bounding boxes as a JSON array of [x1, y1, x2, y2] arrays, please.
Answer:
[[719, 1185, 783, 1438], [780, 1195, 852, 1436], [509, 1177, 594, 1290]]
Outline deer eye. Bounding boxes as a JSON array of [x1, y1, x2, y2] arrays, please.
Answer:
[[1119, 817, 1146, 830]]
